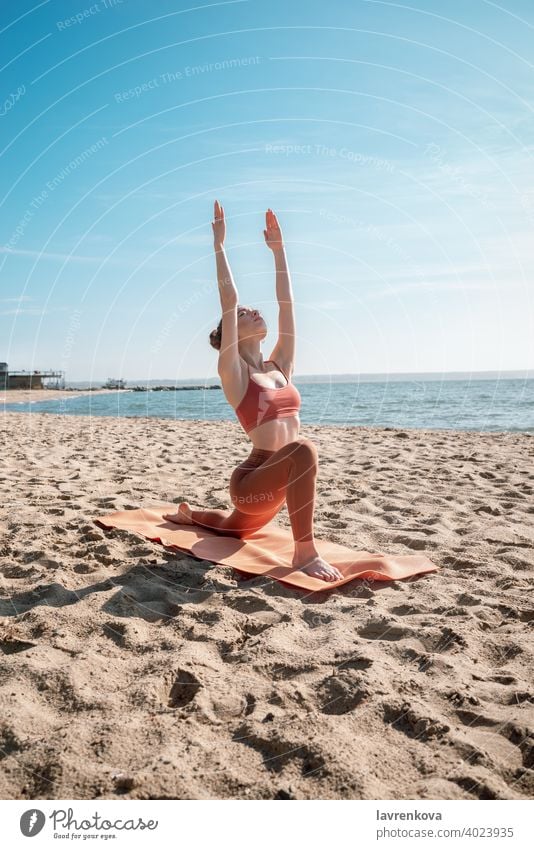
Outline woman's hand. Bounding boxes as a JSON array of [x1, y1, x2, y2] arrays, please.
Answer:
[[212, 199, 226, 247], [263, 208, 284, 252], [213, 200, 238, 306]]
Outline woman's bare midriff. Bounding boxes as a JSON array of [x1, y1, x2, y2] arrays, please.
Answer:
[[247, 415, 301, 450]]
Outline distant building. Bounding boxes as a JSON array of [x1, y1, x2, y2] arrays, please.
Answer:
[[7, 372, 45, 390], [0, 362, 64, 390]]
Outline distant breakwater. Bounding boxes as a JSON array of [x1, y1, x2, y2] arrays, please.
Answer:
[[130, 385, 221, 392]]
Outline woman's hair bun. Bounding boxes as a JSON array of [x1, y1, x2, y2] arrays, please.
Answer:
[[209, 318, 223, 350]]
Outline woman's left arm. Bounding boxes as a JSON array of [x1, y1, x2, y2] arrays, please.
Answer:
[[264, 209, 296, 373]]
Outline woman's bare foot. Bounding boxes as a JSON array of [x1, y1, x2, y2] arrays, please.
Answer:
[[293, 555, 344, 583], [163, 502, 194, 525]]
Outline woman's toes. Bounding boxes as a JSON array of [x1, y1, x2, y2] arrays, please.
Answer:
[[298, 556, 342, 582], [179, 503, 194, 523], [181, 506, 195, 524], [163, 503, 194, 525], [318, 565, 342, 582]]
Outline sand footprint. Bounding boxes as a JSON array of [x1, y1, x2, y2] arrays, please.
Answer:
[[164, 669, 202, 708], [315, 672, 370, 714], [102, 621, 127, 646], [0, 634, 37, 654], [224, 594, 276, 615], [232, 720, 327, 776], [358, 617, 413, 641], [382, 699, 450, 741], [334, 654, 373, 672]]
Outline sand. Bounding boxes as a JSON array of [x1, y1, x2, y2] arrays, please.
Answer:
[[0, 407, 533, 801]]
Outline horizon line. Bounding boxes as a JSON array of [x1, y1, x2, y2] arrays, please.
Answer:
[[63, 367, 534, 384]]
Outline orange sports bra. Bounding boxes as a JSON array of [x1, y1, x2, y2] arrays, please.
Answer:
[[235, 359, 302, 434]]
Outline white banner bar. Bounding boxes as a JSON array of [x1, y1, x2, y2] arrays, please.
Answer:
[[2, 799, 532, 848]]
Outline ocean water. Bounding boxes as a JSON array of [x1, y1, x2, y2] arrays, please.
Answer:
[[3, 378, 533, 433]]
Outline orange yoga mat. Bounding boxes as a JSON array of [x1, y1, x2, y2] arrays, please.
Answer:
[[94, 504, 439, 592]]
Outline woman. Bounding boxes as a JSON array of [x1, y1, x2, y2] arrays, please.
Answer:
[[164, 201, 343, 582]]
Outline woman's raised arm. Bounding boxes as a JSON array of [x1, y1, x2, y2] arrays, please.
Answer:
[[212, 200, 241, 379], [264, 208, 296, 374]]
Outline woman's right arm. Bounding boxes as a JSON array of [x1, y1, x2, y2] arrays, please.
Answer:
[[212, 201, 244, 401]]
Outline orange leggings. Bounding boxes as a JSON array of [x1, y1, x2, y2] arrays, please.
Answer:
[[190, 438, 319, 541]]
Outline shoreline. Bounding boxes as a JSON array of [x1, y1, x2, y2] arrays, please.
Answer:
[[1, 407, 532, 439], [0, 388, 128, 405]]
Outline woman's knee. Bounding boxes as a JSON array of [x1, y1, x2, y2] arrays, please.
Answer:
[[286, 437, 318, 468]]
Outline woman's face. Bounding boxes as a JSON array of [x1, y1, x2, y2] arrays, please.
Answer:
[[237, 305, 267, 341]]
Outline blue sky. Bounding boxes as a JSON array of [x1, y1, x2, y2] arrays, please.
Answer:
[[1, 0, 533, 381]]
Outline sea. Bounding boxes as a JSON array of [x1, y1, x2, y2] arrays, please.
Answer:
[[3, 372, 533, 433]]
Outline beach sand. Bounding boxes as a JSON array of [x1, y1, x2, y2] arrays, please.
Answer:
[[0, 408, 533, 800]]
